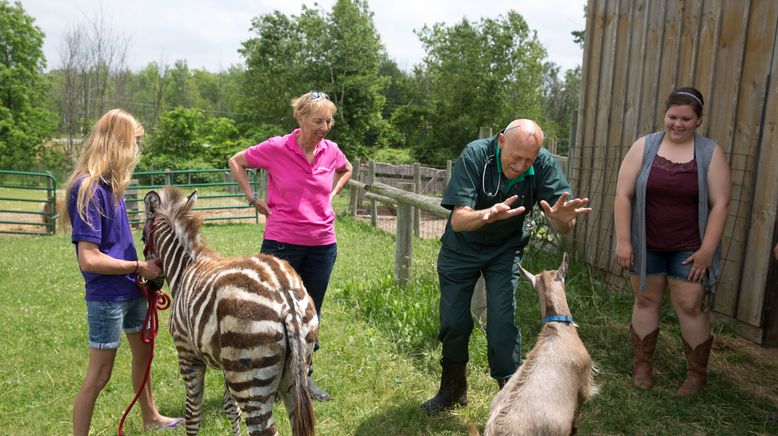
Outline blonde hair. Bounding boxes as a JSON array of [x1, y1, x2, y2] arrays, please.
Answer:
[[64, 109, 143, 229], [291, 91, 337, 121]]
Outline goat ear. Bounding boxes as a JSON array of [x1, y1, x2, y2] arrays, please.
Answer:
[[519, 263, 537, 288], [144, 190, 160, 217], [556, 252, 569, 282], [185, 190, 198, 209]]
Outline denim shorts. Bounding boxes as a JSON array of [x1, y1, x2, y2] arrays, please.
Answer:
[[86, 297, 148, 350], [632, 250, 695, 281]]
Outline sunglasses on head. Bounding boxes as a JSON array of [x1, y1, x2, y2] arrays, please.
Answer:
[[308, 91, 330, 100]]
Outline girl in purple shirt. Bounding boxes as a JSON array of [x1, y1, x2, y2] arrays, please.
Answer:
[[229, 91, 353, 401], [64, 109, 183, 433]]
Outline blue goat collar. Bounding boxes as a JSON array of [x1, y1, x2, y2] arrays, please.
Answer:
[[543, 314, 574, 324]]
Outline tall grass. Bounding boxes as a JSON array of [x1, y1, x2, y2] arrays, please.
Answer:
[[0, 210, 776, 435]]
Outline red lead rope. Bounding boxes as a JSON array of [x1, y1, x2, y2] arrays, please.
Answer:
[[118, 276, 171, 436]]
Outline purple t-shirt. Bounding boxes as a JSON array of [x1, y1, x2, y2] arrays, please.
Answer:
[[69, 179, 139, 301], [245, 128, 348, 246]]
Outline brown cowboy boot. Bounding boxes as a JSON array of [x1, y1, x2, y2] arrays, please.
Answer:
[[420, 358, 468, 415], [677, 336, 713, 396], [631, 326, 659, 390]]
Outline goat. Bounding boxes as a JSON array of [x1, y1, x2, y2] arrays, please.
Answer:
[[481, 253, 596, 436]]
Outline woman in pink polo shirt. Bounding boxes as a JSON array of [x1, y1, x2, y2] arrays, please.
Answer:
[[229, 91, 353, 401]]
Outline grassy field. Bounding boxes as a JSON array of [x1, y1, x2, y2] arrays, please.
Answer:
[[0, 212, 776, 435]]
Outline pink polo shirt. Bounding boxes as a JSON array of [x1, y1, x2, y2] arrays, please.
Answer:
[[244, 128, 348, 246]]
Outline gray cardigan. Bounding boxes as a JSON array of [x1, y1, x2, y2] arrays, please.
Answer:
[[631, 131, 721, 295]]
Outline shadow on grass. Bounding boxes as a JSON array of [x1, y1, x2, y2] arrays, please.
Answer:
[[353, 399, 479, 436]]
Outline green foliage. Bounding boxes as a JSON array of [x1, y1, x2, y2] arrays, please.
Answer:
[[542, 63, 581, 155], [370, 146, 416, 164], [152, 106, 206, 156], [416, 11, 547, 164], [0, 0, 57, 170], [239, 0, 388, 159], [140, 107, 251, 171]]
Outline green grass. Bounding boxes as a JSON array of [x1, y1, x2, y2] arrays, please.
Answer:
[[0, 187, 50, 211], [0, 214, 776, 435]]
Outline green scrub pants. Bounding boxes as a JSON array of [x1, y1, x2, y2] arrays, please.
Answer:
[[436, 244, 523, 380]]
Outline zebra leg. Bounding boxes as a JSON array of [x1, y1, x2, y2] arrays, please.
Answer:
[[222, 378, 242, 436], [179, 356, 207, 435], [224, 369, 280, 436]]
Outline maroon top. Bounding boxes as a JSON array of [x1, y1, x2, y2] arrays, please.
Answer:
[[645, 154, 702, 251]]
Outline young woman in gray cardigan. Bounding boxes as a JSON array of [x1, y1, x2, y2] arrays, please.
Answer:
[[614, 87, 731, 396]]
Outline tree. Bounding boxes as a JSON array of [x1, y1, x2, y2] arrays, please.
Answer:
[[416, 11, 547, 164], [50, 5, 129, 158], [0, 0, 57, 170], [541, 63, 581, 154], [239, 0, 388, 157]]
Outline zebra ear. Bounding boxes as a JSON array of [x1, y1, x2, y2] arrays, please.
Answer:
[[185, 190, 198, 209], [144, 190, 161, 218]]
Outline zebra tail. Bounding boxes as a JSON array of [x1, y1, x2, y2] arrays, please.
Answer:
[[285, 311, 316, 436]]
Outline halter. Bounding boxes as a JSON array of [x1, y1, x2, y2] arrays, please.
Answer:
[[141, 216, 160, 259]]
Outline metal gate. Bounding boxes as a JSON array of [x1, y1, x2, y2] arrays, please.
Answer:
[[0, 170, 57, 236]]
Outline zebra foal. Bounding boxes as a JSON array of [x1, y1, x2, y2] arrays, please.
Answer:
[[143, 187, 317, 436]]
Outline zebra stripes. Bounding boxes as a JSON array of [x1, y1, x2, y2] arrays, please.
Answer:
[[143, 187, 317, 436]]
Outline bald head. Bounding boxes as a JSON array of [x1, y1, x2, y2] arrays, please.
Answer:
[[504, 119, 544, 149], [498, 119, 544, 179]]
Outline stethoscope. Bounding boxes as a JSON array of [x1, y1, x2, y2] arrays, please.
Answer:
[[481, 154, 502, 198]]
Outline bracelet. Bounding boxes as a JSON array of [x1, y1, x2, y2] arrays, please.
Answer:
[[133, 260, 138, 274]]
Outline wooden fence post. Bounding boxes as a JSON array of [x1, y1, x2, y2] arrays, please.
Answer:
[[368, 160, 377, 227], [349, 158, 361, 217], [260, 169, 268, 200], [413, 163, 421, 237], [46, 173, 56, 235], [395, 182, 414, 287]]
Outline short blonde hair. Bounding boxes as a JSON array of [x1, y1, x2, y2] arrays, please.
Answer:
[[291, 91, 337, 120], [64, 109, 143, 228]]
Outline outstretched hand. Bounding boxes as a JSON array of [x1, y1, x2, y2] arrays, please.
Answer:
[[540, 192, 592, 232], [541, 192, 592, 222], [482, 195, 525, 223]]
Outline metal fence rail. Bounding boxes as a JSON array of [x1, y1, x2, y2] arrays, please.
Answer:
[[0, 170, 57, 236], [0, 168, 263, 236], [126, 168, 262, 226]]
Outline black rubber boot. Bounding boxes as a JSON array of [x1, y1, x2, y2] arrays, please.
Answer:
[[307, 375, 331, 401], [496, 377, 510, 390], [420, 358, 467, 415]]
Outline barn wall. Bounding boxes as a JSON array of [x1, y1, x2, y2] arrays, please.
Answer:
[[572, 0, 778, 343]]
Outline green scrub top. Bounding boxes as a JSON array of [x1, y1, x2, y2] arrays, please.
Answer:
[[440, 134, 572, 254]]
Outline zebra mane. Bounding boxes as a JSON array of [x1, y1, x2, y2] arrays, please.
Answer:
[[157, 187, 213, 257]]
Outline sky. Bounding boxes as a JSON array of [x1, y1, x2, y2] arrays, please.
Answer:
[[20, 0, 586, 74]]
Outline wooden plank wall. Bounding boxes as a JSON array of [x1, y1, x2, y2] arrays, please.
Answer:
[[571, 0, 778, 343]]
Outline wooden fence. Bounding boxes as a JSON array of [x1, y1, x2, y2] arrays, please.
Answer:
[[571, 0, 778, 344]]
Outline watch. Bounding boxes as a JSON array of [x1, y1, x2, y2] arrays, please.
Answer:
[[248, 194, 258, 206]]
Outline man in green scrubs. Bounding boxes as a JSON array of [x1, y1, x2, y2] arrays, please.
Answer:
[[421, 119, 592, 414]]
